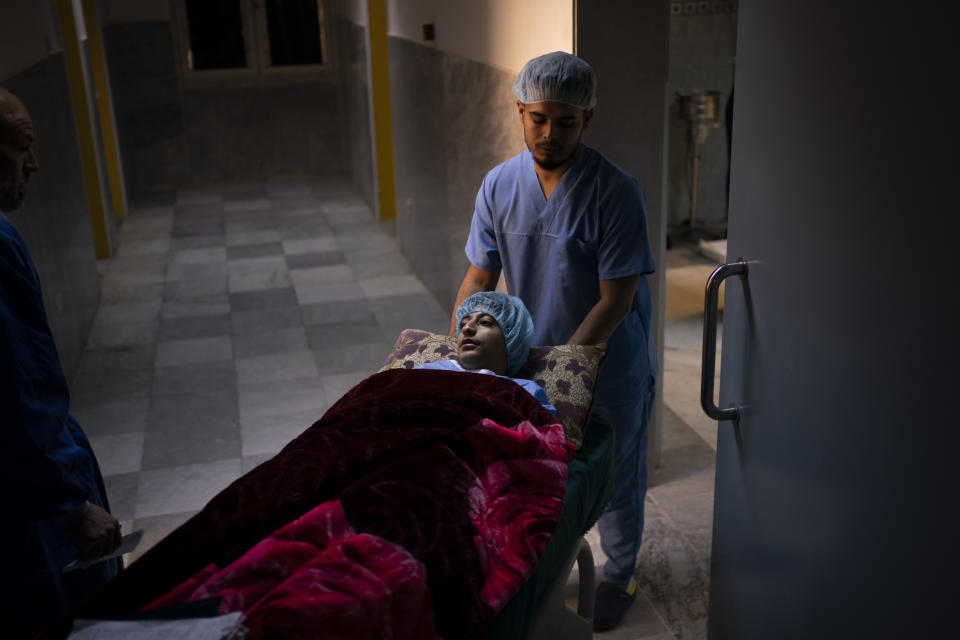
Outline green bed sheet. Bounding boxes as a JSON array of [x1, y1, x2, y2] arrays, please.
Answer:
[[482, 413, 616, 638]]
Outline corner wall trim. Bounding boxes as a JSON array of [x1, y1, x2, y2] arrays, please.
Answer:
[[367, 0, 397, 220], [55, 0, 111, 258]]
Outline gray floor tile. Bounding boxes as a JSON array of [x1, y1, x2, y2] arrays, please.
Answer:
[[227, 256, 291, 290], [238, 376, 327, 420], [223, 197, 271, 212], [152, 359, 237, 396], [71, 392, 151, 437], [242, 453, 275, 474], [319, 372, 368, 406], [305, 320, 386, 350], [128, 510, 197, 565], [142, 419, 241, 470], [284, 250, 346, 269], [231, 306, 303, 335], [87, 320, 159, 348], [282, 236, 339, 255], [228, 270, 293, 293], [176, 187, 223, 205], [345, 251, 414, 279], [144, 391, 240, 469], [300, 299, 376, 326], [290, 264, 354, 286], [115, 237, 170, 257], [163, 276, 228, 300], [134, 190, 177, 207], [226, 242, 283, 260], [88, 431, 144, 476], [368, 292, 448, 334], [222, 189, 268, 202], [312, 342, 395, 376], [241, 408, 322, 457], [93, 300, 163, 326], [359, 274, 429, 298], [278, 223, 335, 240], [172, 220, 224, 238], [99, 281, 165, 305], [158, 312, 232, 341], [174, 201, 223, 218], [229, 287, 298, 312], [103, 472, 139, 523], [236, 350, 319, 385], [135, 459, 241, 519], [226, 229, 282, 246], [293, 281, 365, 305], [155, 335, 233, 367], [166, 260, 227, 282], [234, 326, 309, 358], [170, 235, 225, 251], [161, 295, 231, 319], [170, 246, 227, 265]]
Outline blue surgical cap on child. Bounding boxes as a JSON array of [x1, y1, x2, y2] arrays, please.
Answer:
[[456, 292, 534, 375], [512, 51, 597, 111]]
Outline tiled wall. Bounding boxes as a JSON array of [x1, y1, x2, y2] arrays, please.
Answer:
[[101, 21, 348, 199], [332, 14, 375, 209], [389, 37, 523, 309], [667, 8, 738, 229], [2, 54, 101, 381]]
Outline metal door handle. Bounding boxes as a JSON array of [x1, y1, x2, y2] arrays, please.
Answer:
[[701, 259, 747, 422]]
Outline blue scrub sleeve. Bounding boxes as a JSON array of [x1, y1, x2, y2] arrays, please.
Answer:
[[464, 174, 503, 273], [0, 232, 94, 521], [597, 179, 655, 280]]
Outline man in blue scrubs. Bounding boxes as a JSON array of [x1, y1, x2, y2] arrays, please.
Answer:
[[1, 87, 121, 637], [450, 52, 657, 631]]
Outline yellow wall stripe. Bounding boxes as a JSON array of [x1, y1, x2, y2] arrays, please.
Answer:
[[55, 0, 110, 258], [367, 0, 397, 220], [81, 0, 127, 220]]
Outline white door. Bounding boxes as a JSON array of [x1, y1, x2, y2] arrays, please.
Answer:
[[707, 2, 956, 637]]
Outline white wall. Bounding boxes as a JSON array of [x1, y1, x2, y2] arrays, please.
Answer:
[[338, 0, 368, 26], [386, 0, 571, 73], [0, 0, 61, 79]]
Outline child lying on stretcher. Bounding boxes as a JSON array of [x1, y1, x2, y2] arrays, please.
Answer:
[[416, 291, 557, 414]]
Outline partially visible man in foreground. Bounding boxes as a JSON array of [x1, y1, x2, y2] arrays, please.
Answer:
[[1, 87, 121, 637], [450, 52, 658, 631]]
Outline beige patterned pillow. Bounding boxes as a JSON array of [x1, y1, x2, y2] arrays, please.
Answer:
[[380, 329, 606, 448]]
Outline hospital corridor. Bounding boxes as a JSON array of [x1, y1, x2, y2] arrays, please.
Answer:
[[73, 180, 722, 640], [3, 0, 834, 638]]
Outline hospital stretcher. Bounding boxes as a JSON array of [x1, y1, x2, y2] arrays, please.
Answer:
[[46, 367, 614, 639], [486, 413, 614, 640]]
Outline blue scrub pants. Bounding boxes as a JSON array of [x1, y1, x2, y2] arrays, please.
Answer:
[[594, 375, 655, 584]]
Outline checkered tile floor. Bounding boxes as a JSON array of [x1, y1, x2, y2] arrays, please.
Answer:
[[71, 178, 715, 638], [71, 177, 449, 562]]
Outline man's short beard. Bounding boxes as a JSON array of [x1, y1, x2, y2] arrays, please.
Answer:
[[0, 181, 25, 212], [533, 156, 565, 171]]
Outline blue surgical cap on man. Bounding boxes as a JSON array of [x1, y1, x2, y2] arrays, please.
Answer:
[[512, 51, 597, 111], [456, 292, 534, 375]]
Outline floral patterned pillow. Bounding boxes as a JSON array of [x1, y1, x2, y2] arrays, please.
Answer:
[[379, 329, 606, 448]]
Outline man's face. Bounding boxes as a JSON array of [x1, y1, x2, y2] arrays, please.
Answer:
[[0, 91, 39, 212], [518, 100, 592, 172], [457, 311, 509, 375]]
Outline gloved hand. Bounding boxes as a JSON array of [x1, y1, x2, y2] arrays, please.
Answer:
[[57, 503, 122, 562]]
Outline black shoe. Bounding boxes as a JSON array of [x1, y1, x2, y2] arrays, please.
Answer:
[[593, 580, 637, 632]]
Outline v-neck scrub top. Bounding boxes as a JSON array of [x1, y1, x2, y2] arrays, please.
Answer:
[[465, 145, 658, 401]]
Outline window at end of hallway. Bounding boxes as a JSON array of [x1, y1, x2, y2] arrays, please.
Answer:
[[178, 0, 326, 75]]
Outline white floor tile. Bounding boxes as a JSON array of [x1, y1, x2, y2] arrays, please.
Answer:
[[134, 459, 242, 518]]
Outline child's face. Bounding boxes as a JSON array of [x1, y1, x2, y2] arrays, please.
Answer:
[[457, 312, 509, 375]]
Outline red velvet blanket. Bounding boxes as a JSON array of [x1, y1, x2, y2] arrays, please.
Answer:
[[71, 369, 574, 639]]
